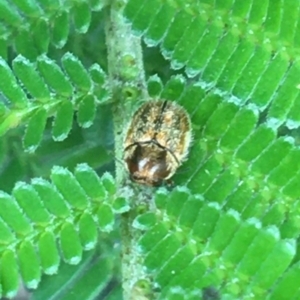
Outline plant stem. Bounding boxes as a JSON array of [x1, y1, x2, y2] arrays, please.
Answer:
[[105, 0, 147, 186], [105, 1, 153, 299]]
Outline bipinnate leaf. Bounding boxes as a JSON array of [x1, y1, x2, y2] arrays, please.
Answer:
[[144, 75, 300, 257], [135, 188, 298, 299], [0, 164, 120, 298], [125, 0, 300, 128], [0, 1, 107, 57], [0, 54, 110, 150]]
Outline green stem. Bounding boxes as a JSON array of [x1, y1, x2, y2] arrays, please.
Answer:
[[105, 1, 153, 299], [105, 0, 148, 186]]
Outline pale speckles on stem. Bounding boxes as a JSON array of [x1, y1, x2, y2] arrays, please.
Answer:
[[105, 1, 154, 299], [105, 2, 148, 186]]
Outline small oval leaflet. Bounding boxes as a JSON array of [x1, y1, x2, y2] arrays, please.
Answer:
[[124, 100, 192, 186]]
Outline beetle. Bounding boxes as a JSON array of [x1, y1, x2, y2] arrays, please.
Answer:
[[123, 100, 192, 186]]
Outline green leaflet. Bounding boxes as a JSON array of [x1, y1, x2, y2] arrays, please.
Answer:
[[32, 178, 72, 218], [161, 11, 193, 59], [97, 204, 114, 232], [38, 231, 60, 274], [38, 55, 73, 97], [23, 108, 48, 152], [14, 29, 39, 60], [13, 182, 51, 225], [0, 250, 18, 298], [31, 18, 50, 54], [77, 94, 96, 128], [0, 218, 15, 245], [270, 261, 300, 299], [52, 100, 74, 141], [147, 74, 163, 97], [50, 165, 90, 209], [0, 59, 28, 107], [0, 192, 33, 236], [10, 0, 42, 16], [18, 240, 41, 288], [144, 2, 175, 46], [72, 1, 92, 34], [160, 75, 186, 101], [218, 39, 254, 92], [52, 10, 70, 49], [62, 52, 92, 92], [0, 1, 23, 28], [13, 55, 51, 101], [60, 222, 83, 264], [251, 53, 290, 110], [74, 163, 107, 200], [78, 213, 98, 250]]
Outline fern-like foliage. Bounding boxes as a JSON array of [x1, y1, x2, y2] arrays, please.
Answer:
[[0, 0, 106, 58], [0, 163, 127, 297], [0, 54, 109, 151], [0, 0, 299, 299], [135, 187, 296, 299], [144, 74, 299, 298], [123, 0, 300, 299]]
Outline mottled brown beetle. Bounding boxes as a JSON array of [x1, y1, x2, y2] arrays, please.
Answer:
[[123, 100, 192, 186]]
